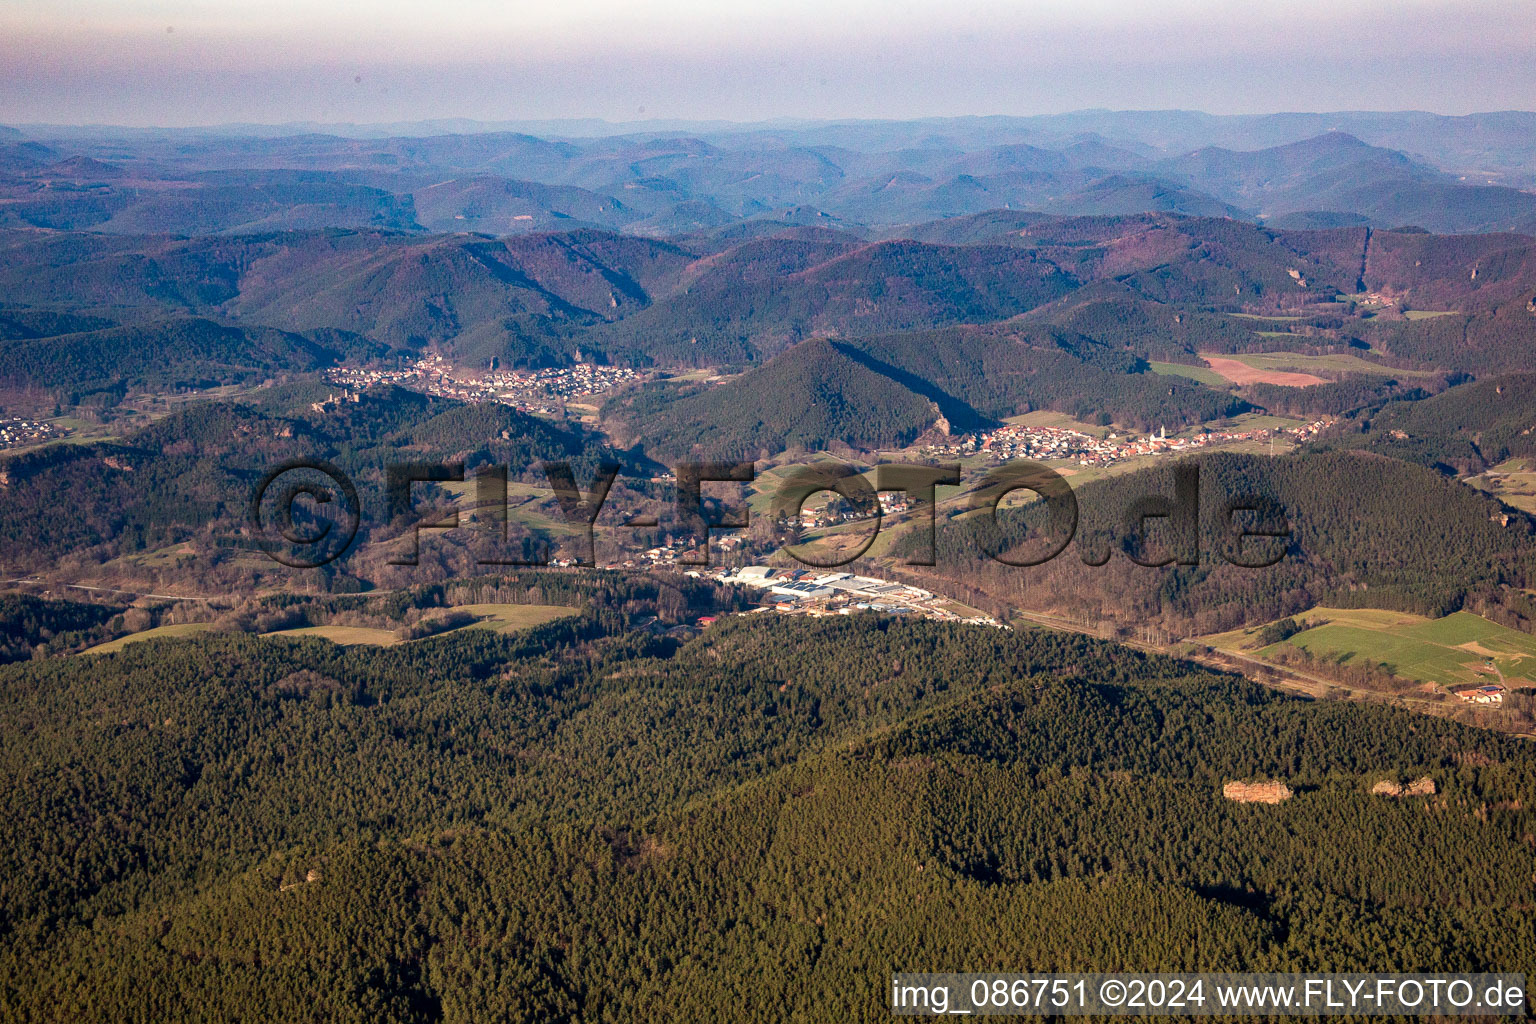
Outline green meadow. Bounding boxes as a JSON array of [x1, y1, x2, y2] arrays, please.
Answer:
[[1205, 607, 1536, 688], [1148, 361, 1229, 386]]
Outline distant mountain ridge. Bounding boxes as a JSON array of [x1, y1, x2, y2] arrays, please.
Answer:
[[8, 115, 1536, 236], [5, 208, 1535, 385]]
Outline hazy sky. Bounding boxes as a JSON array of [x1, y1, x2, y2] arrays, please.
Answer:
[[3, 0, 1535, 126]]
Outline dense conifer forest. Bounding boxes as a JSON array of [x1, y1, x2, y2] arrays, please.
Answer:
[[0, 594, 123, 662], [2, 610, 1532, 1022]]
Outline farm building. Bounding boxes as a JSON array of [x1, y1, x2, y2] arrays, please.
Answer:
[[1452, 684, 1505, 705]]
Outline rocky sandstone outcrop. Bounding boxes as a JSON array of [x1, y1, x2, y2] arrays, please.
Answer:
[[1222, 780, 1293, 804], [1371, 776, 1436, 797]]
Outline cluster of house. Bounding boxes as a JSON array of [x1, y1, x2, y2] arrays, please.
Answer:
[[601, 531, 746, 570], [1452, 683, 1506, 705], [796, 491, 912, 529], [918, 418, 1331, 467], [700, 565, 1005, 628], [324, 356, 641, 414], [0, 417, 65, 451]]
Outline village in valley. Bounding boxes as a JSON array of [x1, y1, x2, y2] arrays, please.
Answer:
[[0, 416, 67, 451], [321, 355, 1333, 472], [919, 418, 1332, 467], [324, 355, 644, 413]]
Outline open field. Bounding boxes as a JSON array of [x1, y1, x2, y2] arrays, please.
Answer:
[[745, 453, 863, 516], [1403, 309, 1458, 320], [1, 418, 121, 455], [1202, 350, 1435, 381], [1201, 355, 1328, 387], [1199, 606, 1421, 653], [123, 542, 198, 568], [48, 416, 122, 442], [81, 623, 213, 654], [265, 625, 402, 646], [9, 383, 279, 455], [663, 367, 738, 384], [1229, 351, 1432, 376], [440, 477, 558, 504], [264, 605, 577, 647], [439, 478, 587, 536], [1221, 411, 1307, 431], [785, 519, 885, 563], [1148, 361, 1230, 387], [1213, 437, 1299, 456], [1200, 607, 1536, 688], [1465, 459, 1536, 515], [451, 603, 580, 633], [1004, 409, 1114, 437], [933, 597, 988, 619]]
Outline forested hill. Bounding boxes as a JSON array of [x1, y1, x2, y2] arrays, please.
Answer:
[[603, 326, 1248, 460], [601, 337, 940, 458], [1, 612, 1532, 1021], [836, 325, 1249, 430], [899, 449, 1536, 636], [1323, 372, 1536, 473], [0, 594, 122, 664], [588, 239, 1079, 365], [0, 317, 382, 395], [0, 387, 624, 574]]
